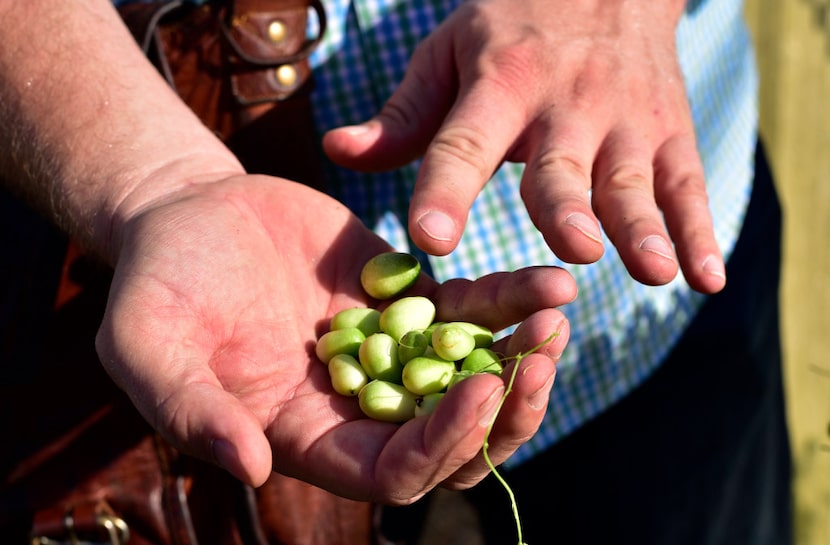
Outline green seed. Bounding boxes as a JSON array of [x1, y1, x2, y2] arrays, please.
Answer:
[[401, 356, 456, 396], [360, 252, 421, 300], [330, 307, 382, 336], [461, 348, 503, 375], [358, 333, 403, 382], [414, 392, 445, 417], [379, 296, 436, 342], [315, 327, 365, 365], [431, 323, 476, 362], [398, 330, 429, 364], [328, 354, 369, 396], [358, 380, 417, 422]]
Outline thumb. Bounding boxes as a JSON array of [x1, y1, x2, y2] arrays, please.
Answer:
[[97, 333, 273, 486], [158, 382, 274, 487]]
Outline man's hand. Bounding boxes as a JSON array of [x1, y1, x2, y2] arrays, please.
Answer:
[[323, 0, 726, 293], [96, 175, 575, 502]]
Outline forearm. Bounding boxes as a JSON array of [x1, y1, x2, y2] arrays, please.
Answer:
[[0, 0, 243, 263]]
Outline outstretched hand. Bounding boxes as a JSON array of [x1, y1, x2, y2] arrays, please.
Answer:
[[95, 175, 575, 502], [323, 0, 726, 294]]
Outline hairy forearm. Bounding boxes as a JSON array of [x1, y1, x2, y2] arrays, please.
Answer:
[[0, 0, 243, 262]]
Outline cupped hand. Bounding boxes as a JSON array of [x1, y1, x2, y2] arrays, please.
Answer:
[[95, 175, 575, 502], [323, 0, 726, 293]]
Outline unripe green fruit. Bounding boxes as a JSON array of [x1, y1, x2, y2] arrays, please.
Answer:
[[328, 354, 369, 396], [330, 307, 381, 337], [379, 296, 436, 342], [315, 327, 365, 365], [461, 348, 503, 375], [360, 252, 421, 300], [402, 356, 456, 396], [358, 333, 402, 382], [398, 330, 429, 363], [358, 380, 417, 422], [422, 322, 445, 346], [454, 322, 495, 349], [431, 323, 476, 361], [414, 392, 444, 417]]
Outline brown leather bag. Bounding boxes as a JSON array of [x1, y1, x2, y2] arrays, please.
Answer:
[[0, 1, 376, 544]]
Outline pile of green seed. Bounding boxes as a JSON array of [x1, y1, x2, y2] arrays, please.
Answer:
[[316, 252, 503, 422]]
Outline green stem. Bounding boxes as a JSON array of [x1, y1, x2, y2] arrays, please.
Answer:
[[481, 331, 558, 545]]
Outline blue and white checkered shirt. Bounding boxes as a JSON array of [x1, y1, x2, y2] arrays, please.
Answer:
[[309, 0, 757, 466], [114, 0, 758, 466]]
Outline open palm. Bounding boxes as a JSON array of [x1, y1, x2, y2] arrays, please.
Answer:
[[96, 175, 574, 503]]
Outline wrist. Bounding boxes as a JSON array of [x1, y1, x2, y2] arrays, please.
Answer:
[[105, 158, 245, 265]]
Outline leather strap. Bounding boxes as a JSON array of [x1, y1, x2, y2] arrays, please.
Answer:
[[223, 0, 326, 104]]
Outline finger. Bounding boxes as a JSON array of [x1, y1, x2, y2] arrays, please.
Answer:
[[431, 266, 577, 333], [96, 324, 273, 486], [519, 118, 605, 264], [378, 305, 565, 500], [654, 134, 726, 293], [322, 40, 454, 172], [268, 371, 506, 504], [441, 309, 568, 488], [408, 79, 528, 256], [591, 128, 680, 285], [266, 312, 567, 503], [157, 380, 274, 487]]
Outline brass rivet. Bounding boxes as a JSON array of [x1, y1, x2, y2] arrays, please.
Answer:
[[275, 64, 298, 87], [267, 20, 287, 44]]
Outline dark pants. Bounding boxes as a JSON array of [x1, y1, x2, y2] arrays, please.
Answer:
[[382, 141, 793, 545]]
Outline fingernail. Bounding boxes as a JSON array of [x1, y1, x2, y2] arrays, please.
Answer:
[[564, 212, 602, 244], [639, 235, 675, 261], [702, 254, 726, 279], [478, 386, 505, 427], [528, 373, 556, 410], [340, 124, 371, 136], [417, 211, 455, 242], [212, 438, 236, 472]]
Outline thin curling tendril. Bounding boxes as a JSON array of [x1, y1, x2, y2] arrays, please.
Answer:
[[481, 331, 559, 545]]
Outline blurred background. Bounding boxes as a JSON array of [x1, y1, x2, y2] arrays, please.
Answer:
[[419, 2, 830, 544], [745, 0, 830, 543]]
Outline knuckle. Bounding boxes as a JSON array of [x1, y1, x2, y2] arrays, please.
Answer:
[[380, 94, 420, 129], [533, 149, 591, 182], [603, 162, 653, 191], [429, 126, 493, 179]]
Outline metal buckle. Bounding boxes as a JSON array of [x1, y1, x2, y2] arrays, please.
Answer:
[[30, 503, 130, 545]]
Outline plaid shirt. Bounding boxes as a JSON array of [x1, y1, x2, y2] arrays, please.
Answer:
[[115, 0, 758, 466]]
